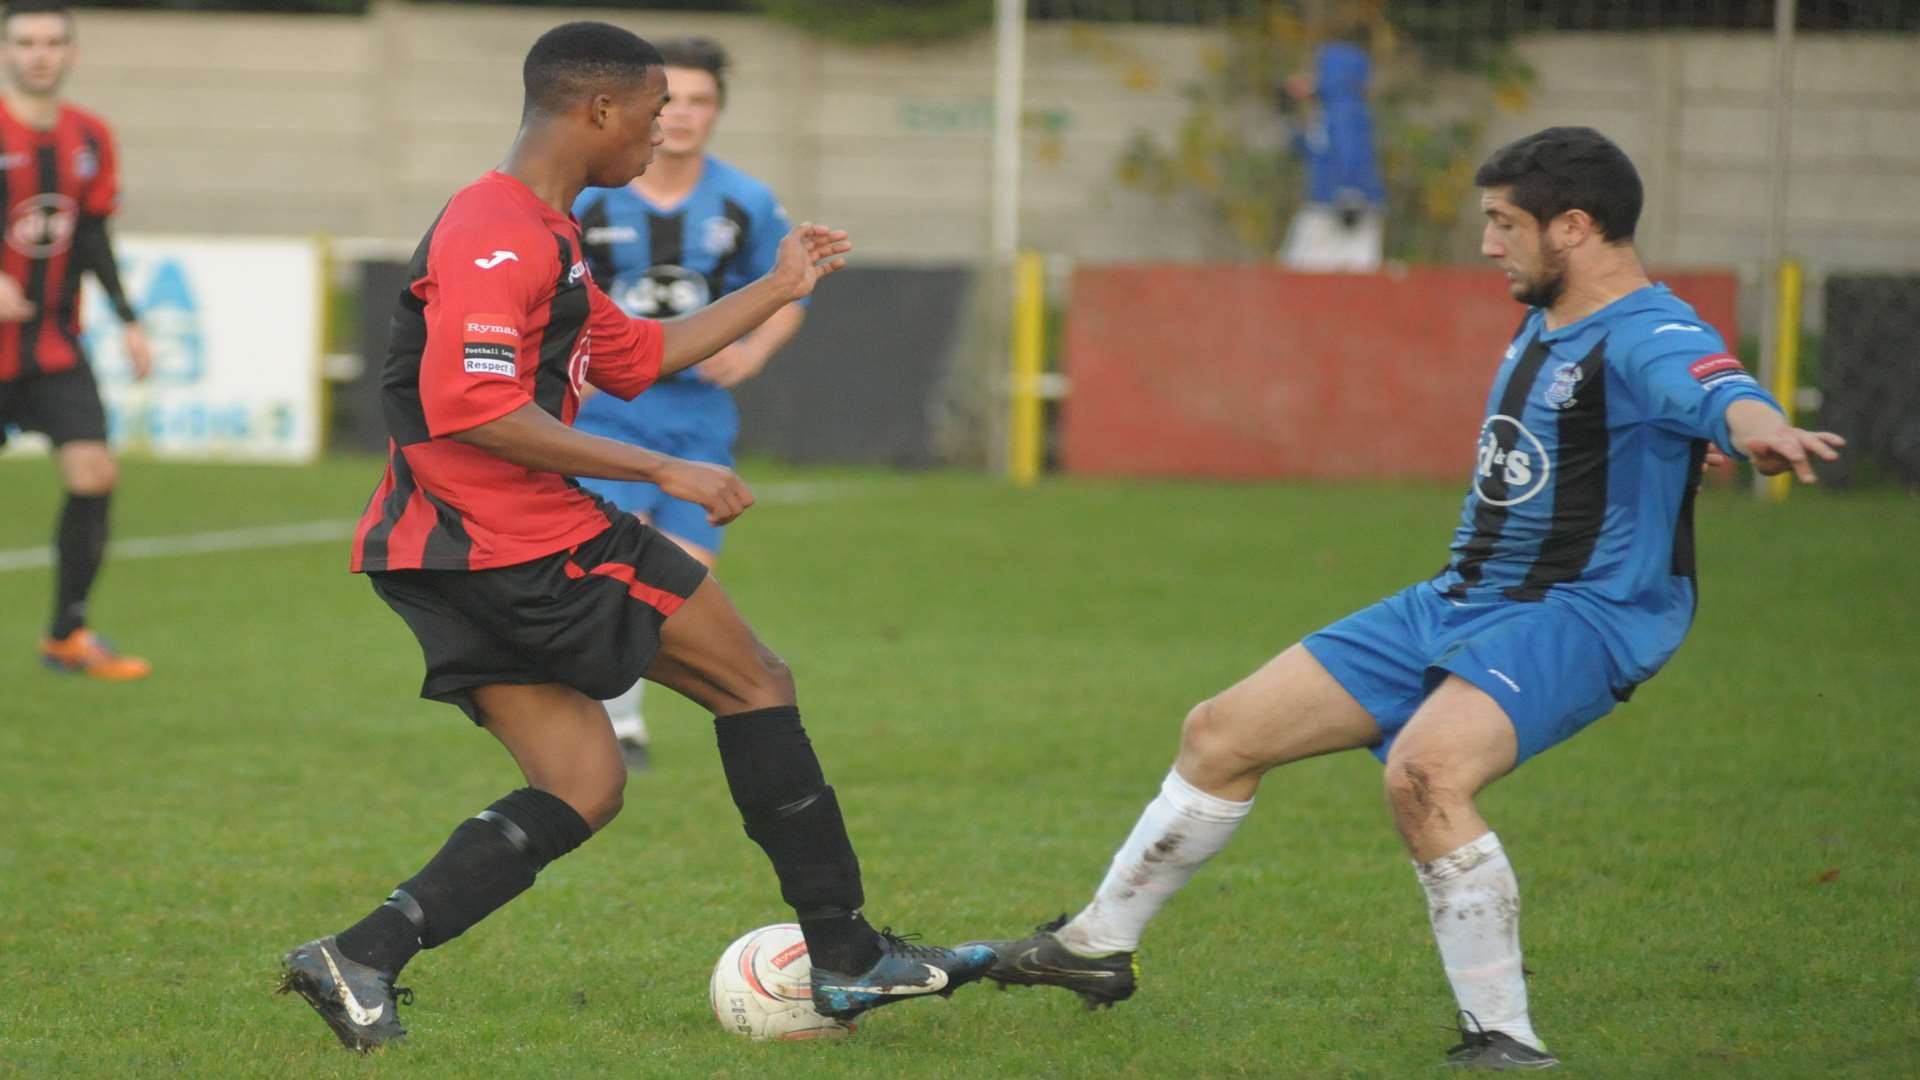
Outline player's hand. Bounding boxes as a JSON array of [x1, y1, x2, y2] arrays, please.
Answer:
[[769, 223, 851, 301], [124, 323, 154, 381], [1743, 427, 1845, 483], [656, 458, 755, 526], [695, 341, 767, 389], [0, 272, 35, 322]]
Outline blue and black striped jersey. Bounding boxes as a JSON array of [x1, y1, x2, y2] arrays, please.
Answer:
[[1430, 284, 1779, 682]]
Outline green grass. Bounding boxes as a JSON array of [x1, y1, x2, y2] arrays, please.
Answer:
[[0, 456, 1915, 1078]]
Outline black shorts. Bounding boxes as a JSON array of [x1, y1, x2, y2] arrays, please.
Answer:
[[368, 512, 709, 725], [0, 364, 109, 448]]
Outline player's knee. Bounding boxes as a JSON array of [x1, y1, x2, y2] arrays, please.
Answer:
[[559, 764, 627, 832], [66, 454, 116, 495], [1382, 758, 1468, 828], [1179, 697, 1261, 775]]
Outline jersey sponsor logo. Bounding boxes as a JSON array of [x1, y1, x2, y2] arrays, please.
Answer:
[[6, 192, 78, 257], [1543, 361, 1583, 410], [473, 250, 519, 269], [1688, 353, 1749, 387], [701, 215, 741, 257], [1474, 414, 1552, 507], [583, 224, 639, 245], [613, 264, 712, 318], [463, 312, 519, 377], [1653, 322, 1704, 334]]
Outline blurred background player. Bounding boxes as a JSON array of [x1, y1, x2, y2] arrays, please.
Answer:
[[0, 0, 152, 679], [1277, 28, 1385, 272], [572, 36, 806, 770], [970, 127, 1844, 1070]]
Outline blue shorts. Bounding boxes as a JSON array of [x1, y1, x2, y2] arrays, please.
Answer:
[[575, 375, 739, 554], [1302, 583, 1631, 766]]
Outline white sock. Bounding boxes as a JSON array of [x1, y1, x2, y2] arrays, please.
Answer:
[[1416, 832, 1544, 1051], [1058, 768, 1254, 954], [604, 681, 646, 742]]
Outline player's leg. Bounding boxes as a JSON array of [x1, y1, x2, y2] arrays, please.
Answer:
[[605, 497, 723, 770], [280, 575, 608, 1052], [1384, 607, 1618, 1069], [33, 367, 147, 679], [642, 574, 993, 1018], [973, 644, 1384, 1008]]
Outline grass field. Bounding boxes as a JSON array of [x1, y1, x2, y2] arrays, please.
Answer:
[[0, 456, 1914, 1078]]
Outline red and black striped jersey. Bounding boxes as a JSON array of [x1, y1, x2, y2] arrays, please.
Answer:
[[0, 100, 118, 381], [351, 171, 665, 573]]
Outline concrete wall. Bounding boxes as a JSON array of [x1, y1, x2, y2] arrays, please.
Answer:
[[61, 5, 1920, 282], [1486, 32, 1920, 301]]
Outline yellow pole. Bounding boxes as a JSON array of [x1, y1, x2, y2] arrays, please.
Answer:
[[1008, 250, 1045, 486], [1767, 257, 1802, 503]]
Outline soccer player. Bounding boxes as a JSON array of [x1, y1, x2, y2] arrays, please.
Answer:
[[0, 0, 151, 680], [277, 23, 991, 1053], [970, 127, 1844, 1070], [572, 36, 804, 771]]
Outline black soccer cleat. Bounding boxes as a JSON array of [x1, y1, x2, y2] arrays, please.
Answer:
[[809, 929, 995, 1020], [965, 914, 1138, 1010], [277, 936, 413, 1052], [1444, 1012, 1560, 1070]]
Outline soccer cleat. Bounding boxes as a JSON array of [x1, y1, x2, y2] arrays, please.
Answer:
[[39, 629, 150, 681], [617, 734, 651, 773], [965, 914, 1138, 1010], [809, 929, 995, 1020], [1444, 1012, 1560, 1070], [277, 936, 413, 1052]]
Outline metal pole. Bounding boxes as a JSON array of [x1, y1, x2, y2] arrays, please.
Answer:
[[1755, 0, 1796, 496], [990, 0, 1026, 267], [986, 0, 1027, 476]]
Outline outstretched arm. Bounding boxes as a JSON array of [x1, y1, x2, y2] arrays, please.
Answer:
[[656, 223, 849, 378], [1720, 398, 1845, 483]]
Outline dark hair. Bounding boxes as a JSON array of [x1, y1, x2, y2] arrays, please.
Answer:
[[3, 1, 73, 28], [656, 36, 730, 104], [1474, 126, 1642, 242], [522, 21, 663, 118]]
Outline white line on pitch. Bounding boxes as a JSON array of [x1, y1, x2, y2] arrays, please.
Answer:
[[0, 481, 842, 573]]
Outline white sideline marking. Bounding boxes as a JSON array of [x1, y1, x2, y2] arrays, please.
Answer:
[[0, 481, 839, 573]]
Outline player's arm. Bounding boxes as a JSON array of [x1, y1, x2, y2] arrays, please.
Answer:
[[655, 222, 848, 377], [75, 124, 151, 378], [73, 216, 136, 324], [451, 405, 753, 524], [1624, 331, 1841, 483]]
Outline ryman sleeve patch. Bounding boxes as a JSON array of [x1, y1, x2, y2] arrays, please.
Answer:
[[463, 313, 520, 377], [1687, 353, 1756, 388]]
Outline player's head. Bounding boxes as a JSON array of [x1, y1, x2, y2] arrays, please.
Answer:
[[2, 1, 76, 98], [654, 37, 729, 160], [1474, 127, 1643, 308], [521, 22, 667, 187]]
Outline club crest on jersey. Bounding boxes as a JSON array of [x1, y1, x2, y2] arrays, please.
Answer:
[[1543, 362, 1583, 410], [74, 147, 98, 180], [702, 216, 741, 258]]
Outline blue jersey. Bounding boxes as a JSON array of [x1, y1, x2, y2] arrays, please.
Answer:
[[572, 157, 790, 385], [1429, 284, 1779, 685]]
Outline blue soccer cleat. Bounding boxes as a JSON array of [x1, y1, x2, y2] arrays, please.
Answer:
[[809, 929, 995, 1020]]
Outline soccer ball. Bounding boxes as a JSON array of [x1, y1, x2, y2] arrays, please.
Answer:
[[709, 923, 852, 1041]]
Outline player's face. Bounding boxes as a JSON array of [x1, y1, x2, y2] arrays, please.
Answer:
[[592, 66, 668, 188], [1480, 188, 1567, 309], [2, 13, 75, 97], [657, 66, 721, 158]]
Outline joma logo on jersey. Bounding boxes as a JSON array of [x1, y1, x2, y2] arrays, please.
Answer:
[[1475, 415, 1552, 506]]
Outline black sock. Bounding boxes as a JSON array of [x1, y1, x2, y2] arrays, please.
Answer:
[[50, 493, 109, 639], [332, 788, 592, 975], [714, 706, 879, 974]]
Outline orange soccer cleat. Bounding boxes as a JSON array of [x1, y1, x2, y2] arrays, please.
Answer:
[[39, 629, 152, 681]]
